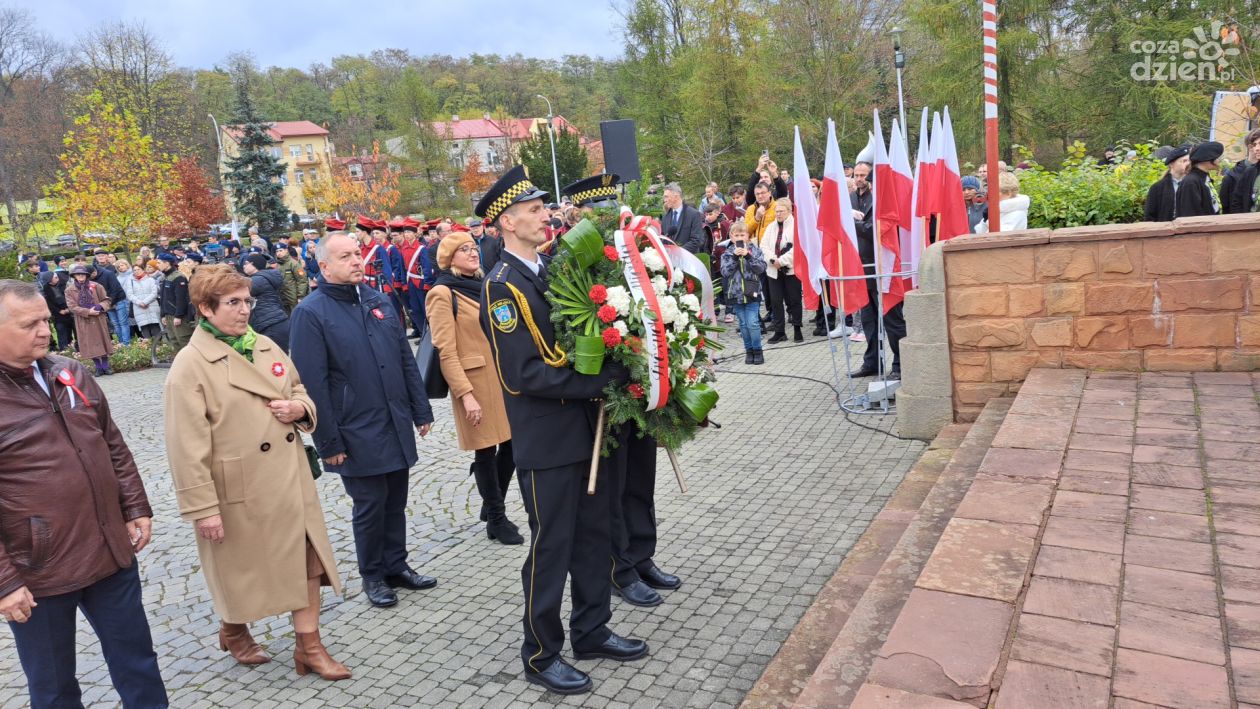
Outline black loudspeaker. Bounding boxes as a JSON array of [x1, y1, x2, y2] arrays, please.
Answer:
[[600, 120, 641, 184]]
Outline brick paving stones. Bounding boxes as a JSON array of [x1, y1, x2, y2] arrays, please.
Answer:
[[0, 337, 926, 707]]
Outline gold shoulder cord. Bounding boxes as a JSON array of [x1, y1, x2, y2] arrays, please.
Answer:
[[505, 282, 568, 368]]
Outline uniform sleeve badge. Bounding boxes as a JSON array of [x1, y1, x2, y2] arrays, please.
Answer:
[[490, 299, 518, 333]]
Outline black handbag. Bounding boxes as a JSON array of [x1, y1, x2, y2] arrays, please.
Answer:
[[417, 290, 457, 399], [304, 443, 322, 480]]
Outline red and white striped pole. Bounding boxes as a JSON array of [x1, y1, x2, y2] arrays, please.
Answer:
[[983, 0, 1001, 232]]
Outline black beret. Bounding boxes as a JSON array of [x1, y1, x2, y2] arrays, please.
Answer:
[[1190, 141, 1224, 163]]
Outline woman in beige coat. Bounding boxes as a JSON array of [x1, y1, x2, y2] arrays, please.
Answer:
[[164, 264, 350, 680], [425, 231, 521, 545], [64, 264, 114, 375]]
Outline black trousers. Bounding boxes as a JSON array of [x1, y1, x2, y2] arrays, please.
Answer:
[[859, 275, 906, 371], [766, 273, 802, 335], [605, 425, 659, 588], [52, 317, 75, 352], [518, 461, 613, 673], [340, 468, 411, 581], [9, 563, 168, 709]]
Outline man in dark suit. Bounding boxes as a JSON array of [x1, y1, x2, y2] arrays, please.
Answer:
[[476, 166, 646, 696], [660, 182, 705, 253]]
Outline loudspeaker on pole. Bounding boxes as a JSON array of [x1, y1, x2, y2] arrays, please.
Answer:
[[599, 120, 641, 184]]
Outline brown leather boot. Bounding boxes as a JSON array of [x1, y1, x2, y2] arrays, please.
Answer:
[[219, 622, 271, 665], [294, 630, 351, 680]]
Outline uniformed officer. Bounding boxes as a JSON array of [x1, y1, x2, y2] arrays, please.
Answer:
[[561, 175, 683, 609], [395, 217, 427, 338], [353, 216, 392, 292], [477, 165, 647, 695]]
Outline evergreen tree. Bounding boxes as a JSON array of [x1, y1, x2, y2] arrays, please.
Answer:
[[517, 125, 589, 197], [223, 78, 290, 235]]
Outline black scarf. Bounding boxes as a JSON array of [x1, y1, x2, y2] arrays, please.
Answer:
[[434, 269, 483, 304]]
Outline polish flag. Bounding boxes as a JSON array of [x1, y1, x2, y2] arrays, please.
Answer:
[[888, 118, 916, 293], [936, 106, 970, 241], [791, 127, 822, 311], [871, 111, 906, 313], [909, 108, 932, 287], [817, 118, 868, 315]]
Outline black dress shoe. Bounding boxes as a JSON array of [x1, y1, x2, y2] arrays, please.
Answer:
[[767, 332, 787, 344], [573, 633, 649, 662], [613, 581, 662, 607], [812, 326, 827, 337], [889, 368, 902, 380], [385, 568, 438, 590], [849, 366, 878, 378], [525, 659, 592, 695], [638, 563, 681, 590], [363, 579, 398, 608]]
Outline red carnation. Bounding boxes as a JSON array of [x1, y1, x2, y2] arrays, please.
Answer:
[[589, 284, 608, 304], [626, 336, 643, 353], [685, 279, 696, 294], [628, 383, 645, 399], [604, 245, 619, 261], [697, 337, 706, 349], [597, 305, 618, 323], [687, 367, 699, 381], [601, 327, 623, 347]]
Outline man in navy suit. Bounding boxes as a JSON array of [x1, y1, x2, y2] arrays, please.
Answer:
[[660, 183, 705, 254]]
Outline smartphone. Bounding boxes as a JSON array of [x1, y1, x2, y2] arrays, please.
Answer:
[[762, 149, 769, 158]]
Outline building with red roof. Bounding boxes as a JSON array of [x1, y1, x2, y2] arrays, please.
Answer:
[[217, 120, 335, 217]]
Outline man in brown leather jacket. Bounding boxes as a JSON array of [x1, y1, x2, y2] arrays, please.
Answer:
[[0, 279, 168, 708]]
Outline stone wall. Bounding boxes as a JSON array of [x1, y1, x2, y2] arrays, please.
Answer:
[[939, 214, 1260, 422]]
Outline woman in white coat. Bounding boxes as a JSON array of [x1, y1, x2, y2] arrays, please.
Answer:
[[976, 171, 1030, 233], [124, 260, 162, 338], [760, 196, 803, 343]]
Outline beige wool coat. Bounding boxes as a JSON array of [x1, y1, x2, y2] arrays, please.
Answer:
[[164, 327, 341, 623], [426, 285, 511, 451]]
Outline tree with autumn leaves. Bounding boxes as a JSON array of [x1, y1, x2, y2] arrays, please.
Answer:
[[302, 141, 400, 219], [52, 92, 175, 255], [52, 93, 229, 254], [164, 156, 227, 237]]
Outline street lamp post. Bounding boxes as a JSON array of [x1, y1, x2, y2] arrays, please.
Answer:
[[208, 113, 241, 242], [890, 26, 908, 144], [535, 94, 562, 200]]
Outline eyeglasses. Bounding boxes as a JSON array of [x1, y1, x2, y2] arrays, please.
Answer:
[[222, 297, 257, 310], [454, 245, 479, 255]]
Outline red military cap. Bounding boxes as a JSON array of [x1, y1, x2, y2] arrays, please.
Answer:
[[387, 217, 408, 229], [371, 219, 389, 231], [324, 217, 346, 231], [355, 215, 374, 231], [451, 223, 470, 233], [401, 217, 421, 231]]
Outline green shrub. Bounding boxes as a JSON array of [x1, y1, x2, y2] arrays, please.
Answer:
[[1016, 140, 1170, 230], [64, 338, 171, 374]]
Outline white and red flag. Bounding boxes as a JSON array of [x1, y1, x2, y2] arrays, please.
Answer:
[[817, 118, 869, 315], [908, 107, 932, 287], [791, 126, 822, 311], [871, 111, 906, 313], [888, 118, 915, 293], [936, 106, 970, 241]]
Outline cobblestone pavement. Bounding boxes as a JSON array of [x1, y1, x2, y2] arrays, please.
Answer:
[[0, 333, 924, 708]]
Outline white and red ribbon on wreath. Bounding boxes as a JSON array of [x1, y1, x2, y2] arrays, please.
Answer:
[[616, 207, 672, 412]]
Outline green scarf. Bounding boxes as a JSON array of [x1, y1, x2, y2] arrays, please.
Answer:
[[200, 320, 259, 363]]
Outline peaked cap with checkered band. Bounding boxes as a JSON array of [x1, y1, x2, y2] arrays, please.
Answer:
[[474, 165, 552, 222]]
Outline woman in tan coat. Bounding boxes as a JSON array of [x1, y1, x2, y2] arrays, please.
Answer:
[[426, 231, 521, 544], [164, 264, 350, 680], [63, 264, 114, 376]]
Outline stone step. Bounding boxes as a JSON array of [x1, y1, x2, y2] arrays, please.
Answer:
[[743, 398, 1012, 709]]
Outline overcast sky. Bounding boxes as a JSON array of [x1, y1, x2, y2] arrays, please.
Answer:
[[21, 0, 625, 69]]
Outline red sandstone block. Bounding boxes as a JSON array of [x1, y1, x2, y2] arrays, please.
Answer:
[[1127, 509, 1210, 543], [1023, 576, 1118, 625], [1010, 614, 1115, 676], [1142, 236, 1211, 276], [1113, 649, 1230, 709], [1123, 535, 1213, 576], [1043, 516, 1125, 555], [1122, 564, 1219, 616], [1034, 546, 1122, 587], [994, 660, 1109, 709], [1118, 600, 1226, 665]]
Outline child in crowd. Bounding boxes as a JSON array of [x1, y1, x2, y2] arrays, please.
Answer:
[[719, 221, 767, 365]]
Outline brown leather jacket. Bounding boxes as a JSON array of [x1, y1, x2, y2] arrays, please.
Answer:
[[0, 355, 152, 598]]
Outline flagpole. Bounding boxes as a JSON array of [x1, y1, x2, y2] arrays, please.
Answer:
[[983, 0, 1001, 233]]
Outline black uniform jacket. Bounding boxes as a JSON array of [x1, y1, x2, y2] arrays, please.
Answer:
[[1175, 167, 1219, 218], [480, 252, 609, 470], [1144, 173, 1177, 222]]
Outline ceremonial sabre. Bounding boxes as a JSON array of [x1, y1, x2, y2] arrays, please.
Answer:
[[587, 404, 606, 495]]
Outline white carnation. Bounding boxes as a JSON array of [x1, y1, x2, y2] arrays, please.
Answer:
[[605, 286, 632, 316], [658, 295, 682, 326], [651, 275, 668, 296], [641, 248, 666, 273], [671, 267, 684, 285], [613, 320, 629, 336], [680, 294, 701, 313]]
